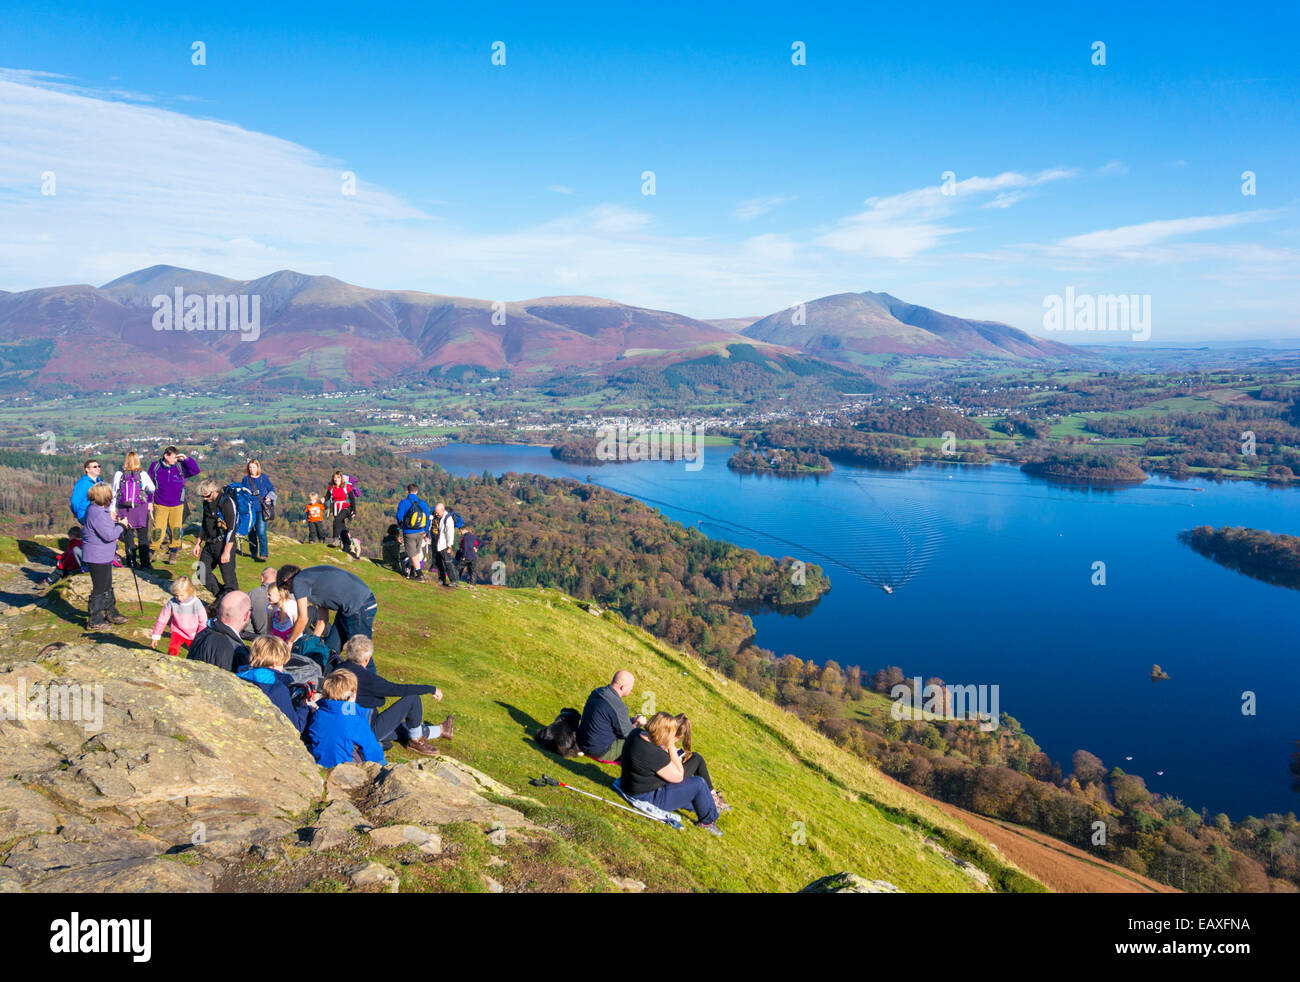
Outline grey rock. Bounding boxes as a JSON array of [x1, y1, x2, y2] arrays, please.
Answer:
[[367, 824, 432, 849], [800, 872, 905, 894], [349, 861, 399, 891]]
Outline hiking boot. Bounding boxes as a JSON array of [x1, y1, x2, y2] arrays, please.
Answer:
[[404, 737, 439, 757], [712, 790, 733, 812], [437, 714, 455, 739], [699, 821, 724, 837], [108, 611, 129, 625], [166, 548, 179, 565]]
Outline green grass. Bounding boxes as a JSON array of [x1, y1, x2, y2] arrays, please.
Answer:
[[22, 536, 1044, 893]]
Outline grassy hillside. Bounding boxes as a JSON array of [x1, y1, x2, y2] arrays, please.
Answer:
[[10, 535, 1047, 893]]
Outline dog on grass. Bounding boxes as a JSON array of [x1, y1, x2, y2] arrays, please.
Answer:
[[535, 708, 582, 757]]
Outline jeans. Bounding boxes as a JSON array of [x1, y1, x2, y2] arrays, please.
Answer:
[[248, 513, 268, 559], [370, 694, 423, 743], [635, 776, 717, 825], [307, 521, 326, 542], [325, 596, 377, 656]]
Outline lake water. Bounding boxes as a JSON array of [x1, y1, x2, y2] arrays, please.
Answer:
[[422, 442, 1300, 820]]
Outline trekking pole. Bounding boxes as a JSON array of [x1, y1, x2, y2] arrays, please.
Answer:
[[528, 775, 670, 826], [127, 558, 144, 613]]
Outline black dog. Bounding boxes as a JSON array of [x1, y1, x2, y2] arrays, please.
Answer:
[[535, 708, 582, 757]]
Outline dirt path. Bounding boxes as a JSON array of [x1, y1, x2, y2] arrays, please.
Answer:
[[932, 800, 1177, 893]]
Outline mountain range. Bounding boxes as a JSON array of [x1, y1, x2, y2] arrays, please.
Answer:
[[0, 267, 1076, 392]]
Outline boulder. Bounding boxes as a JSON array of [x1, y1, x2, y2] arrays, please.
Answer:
[[0, 642, 323, 892], [800, 872, 905, 894], [58, 566, 174, 608], [367, 824, 433, 849], [367, 758, 539, 830], [348, 861, 399, 891]]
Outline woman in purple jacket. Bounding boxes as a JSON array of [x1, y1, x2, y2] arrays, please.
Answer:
[[83, 483, 130, 629]]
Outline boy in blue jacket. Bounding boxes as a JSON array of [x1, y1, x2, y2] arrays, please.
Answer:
[[305, 669, 386, 767], [236, 636, 315, 733]]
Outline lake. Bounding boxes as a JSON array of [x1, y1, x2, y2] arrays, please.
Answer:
[[421, 442, 1300, 820]]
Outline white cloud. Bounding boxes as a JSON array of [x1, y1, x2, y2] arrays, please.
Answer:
[[548, 184, 575, 194], [815, 168, 1074, 258], [1055, 211, 1278, 252], [0, 71, 1292, 336], [1096, 161, 1128, 176], [733, 195, 793, 220]]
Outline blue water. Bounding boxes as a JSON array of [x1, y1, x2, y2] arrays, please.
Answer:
[[422, 442, 1300, 820]]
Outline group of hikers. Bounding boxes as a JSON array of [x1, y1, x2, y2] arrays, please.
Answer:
[[385, 484, 479, 587], [576, 670, 730, 836], [62, 446, 727, 835], [154, 561, 452, 765], [62, 449, 489, 629]]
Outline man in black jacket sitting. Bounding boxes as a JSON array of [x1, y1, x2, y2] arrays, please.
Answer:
[[335, 635, 453, 756], [576, 670, 646, 762], [188, 592, 252, 673]]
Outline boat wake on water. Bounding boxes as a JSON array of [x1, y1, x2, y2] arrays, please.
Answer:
[[591, 475, 945, 595]]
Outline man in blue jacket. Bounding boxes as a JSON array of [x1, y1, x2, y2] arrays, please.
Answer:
[[394, 484, 432, 580], [577, 670, 646, 762], [69, 459, 103, 522]]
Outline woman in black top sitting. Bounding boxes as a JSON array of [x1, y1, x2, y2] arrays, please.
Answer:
[[621, 712, 722, 836], [674, 714, 731, 812]]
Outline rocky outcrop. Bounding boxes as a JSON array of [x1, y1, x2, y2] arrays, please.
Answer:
[[0, 642, 322, 892], [0, 640, 547, 892], [800, 872, 905, 894]]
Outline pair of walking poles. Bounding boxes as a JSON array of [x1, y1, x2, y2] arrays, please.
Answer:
[[529, 775, 676, 828]]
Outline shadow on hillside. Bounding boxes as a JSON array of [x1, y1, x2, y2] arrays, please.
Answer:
[[495, 700, 621, 786]]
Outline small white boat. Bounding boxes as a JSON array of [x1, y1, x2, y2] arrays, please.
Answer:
[[882, 584, 893, 594]]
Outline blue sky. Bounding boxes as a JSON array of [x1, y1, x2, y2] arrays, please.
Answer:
[[1, 1, 1296, 341]]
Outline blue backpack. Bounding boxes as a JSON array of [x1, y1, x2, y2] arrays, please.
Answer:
[[449, 509, 464, 529], [221, 483, 257, 537]]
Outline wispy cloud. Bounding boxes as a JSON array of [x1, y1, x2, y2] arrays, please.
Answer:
[[734, 195, 794, 220], [815, 169, 1076, 258], [1055, 211, 1279, 252], [0, 70, 1293, 336], [1096, 161, 1128, 176]]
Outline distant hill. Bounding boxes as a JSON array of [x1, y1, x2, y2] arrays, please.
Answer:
[[743, 291, 1077, 363], [0, 271, 1072, 393], [0, 266, 803, 393]]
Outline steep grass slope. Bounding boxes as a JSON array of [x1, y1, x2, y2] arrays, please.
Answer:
[[7, 535, 1044, 892]]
